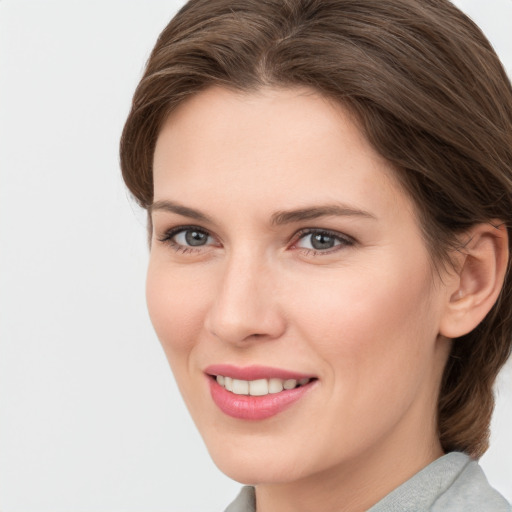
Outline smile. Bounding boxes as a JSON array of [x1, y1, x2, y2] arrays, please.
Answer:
[[205, 365, 317, 420], [215, 375, 312, 396]]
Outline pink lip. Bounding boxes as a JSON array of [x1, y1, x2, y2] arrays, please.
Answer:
[[205, 365, 317, 421], [205, 364, 314, 381]]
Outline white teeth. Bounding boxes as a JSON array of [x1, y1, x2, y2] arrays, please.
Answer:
[[249, 379, 268, 396], [283, 379, 297, 390], [268, 378, 284, 394], [232, 379, 249, 395], [215, 375, 312, 396]]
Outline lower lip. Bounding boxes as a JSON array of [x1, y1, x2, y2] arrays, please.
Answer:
[[208, 377, 316, 420]]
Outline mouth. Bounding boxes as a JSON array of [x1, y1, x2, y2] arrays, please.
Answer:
[[212, 374, 314, 396], [205, 365, 318, 420]]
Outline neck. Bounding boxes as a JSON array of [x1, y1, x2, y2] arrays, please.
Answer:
[[255, 426, 444, 512]]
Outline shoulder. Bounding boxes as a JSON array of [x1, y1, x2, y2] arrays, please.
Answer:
[[432, 453, 511, 512], [369, 452, 510, 512]]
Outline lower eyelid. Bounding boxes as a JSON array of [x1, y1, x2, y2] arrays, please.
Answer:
[[297, 245, 345, 256]]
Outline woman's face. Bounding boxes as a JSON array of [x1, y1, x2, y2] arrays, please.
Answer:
[[148, 86, 453, 486]]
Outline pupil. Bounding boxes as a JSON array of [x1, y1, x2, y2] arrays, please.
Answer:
[[311, 233, 334, 250], [185, 230, 207, 246]]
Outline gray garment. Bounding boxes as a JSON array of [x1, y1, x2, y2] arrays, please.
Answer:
[[224, 452, 511, 512]]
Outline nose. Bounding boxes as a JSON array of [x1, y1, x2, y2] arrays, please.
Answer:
[[204, 249, 287, 345]]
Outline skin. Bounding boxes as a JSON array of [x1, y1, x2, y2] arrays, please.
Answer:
[[147, 86, 459, 512]]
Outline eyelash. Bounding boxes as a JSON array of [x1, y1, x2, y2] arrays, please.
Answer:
[[292, 228, 355, 256], [157, 225, 355, 256], [157, 225, 216, 254]]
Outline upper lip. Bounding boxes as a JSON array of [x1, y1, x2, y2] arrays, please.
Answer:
[[204, 364, 316, 381]]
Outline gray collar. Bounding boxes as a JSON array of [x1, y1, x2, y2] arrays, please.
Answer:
[[224, 453, 510, 512]]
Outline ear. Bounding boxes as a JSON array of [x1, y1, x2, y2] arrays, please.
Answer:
[[439, 221, 509, 339]]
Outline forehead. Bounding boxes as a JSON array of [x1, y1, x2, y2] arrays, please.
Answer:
[[152, 86, 413, 222]]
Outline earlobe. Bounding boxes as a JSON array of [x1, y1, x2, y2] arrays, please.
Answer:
[[440, 221, 509, 339]]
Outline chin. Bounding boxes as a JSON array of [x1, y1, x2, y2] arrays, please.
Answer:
[[203, 431, 317, 485], [213, 456, 302, 486]]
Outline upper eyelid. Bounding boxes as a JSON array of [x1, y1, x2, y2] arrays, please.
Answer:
[[293, 227, 355, 243], [158, 225, 220, 246], [157, 225, 354, 248]]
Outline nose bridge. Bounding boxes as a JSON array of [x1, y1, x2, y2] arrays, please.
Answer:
[[205, 245, 284, 344]]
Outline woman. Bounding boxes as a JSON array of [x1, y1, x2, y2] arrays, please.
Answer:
[[120, 0, 512, 510]]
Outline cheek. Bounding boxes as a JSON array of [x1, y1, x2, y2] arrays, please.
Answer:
[[145, 261, 216, 425], [287, 256, 440, 382], [282, 260, 443, 453], [145, 260, 210, 361]]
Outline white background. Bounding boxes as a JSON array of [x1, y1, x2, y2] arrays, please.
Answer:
[[0, 1, 511, 511]]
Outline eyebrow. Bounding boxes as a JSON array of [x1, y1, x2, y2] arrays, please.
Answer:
[[149, 200, 213, 223], [270, 205, 376, 225], [149, 200, 376, 225]]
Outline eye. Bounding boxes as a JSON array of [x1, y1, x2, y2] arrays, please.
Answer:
[[294, 229, 354, 253], [174, 228, 211, 247], [158, 226, 217, 252]]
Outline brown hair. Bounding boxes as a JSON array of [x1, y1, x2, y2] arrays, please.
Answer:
[[120, 0, 512, 458]]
